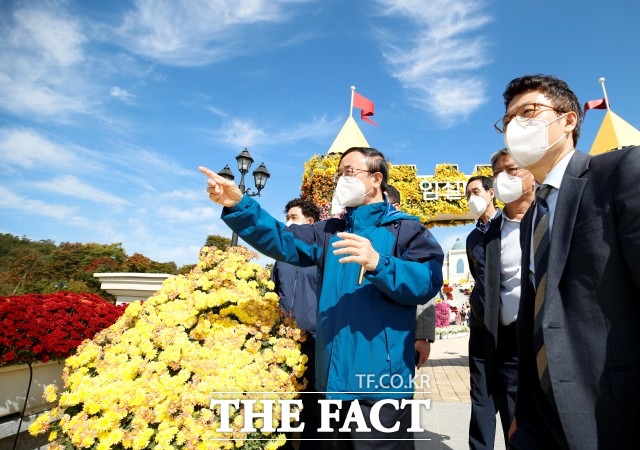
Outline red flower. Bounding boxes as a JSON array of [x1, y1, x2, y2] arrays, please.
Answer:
[[0, 292, 127, 366], [3, 351, 15, 363]]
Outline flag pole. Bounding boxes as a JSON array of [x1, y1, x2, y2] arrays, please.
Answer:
[[350, 86, 356, 117], [598, 77, 611, 110]]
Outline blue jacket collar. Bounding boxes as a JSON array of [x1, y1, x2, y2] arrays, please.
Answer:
[[344, 201, 419, 233]]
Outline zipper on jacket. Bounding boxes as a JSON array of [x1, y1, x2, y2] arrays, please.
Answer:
[[383, 328, 391, 362]]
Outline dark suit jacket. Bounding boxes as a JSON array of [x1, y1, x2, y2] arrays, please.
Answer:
[[467, 211, 506, 392], [516, 147, 640, 449], [482, 212, 503, 391]]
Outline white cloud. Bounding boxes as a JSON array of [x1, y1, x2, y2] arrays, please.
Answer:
[[205, 105, 230, 118], [213, 115, 340, 148], [374, 0, 492, 126], [0, 185, 77, 220], [110, 86, 136, 104], [158, 206, 217, 224], [116, 0, 311, 66], [0, 3, 94, 120], [8, 5, 87, 67], [109, 146, 195, 179], [273, 115, 342, 143], [0, 128, 80, 170], [215, 119, 269, 147], [159, 189, 206, 202], [411, 77, 487, 121], [32, 175, 131, 207]]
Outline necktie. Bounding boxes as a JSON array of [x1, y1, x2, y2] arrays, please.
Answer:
[[533, 184, 552, 394]]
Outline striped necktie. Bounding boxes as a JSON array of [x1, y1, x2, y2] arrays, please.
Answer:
[[533, 184, 553, 394]]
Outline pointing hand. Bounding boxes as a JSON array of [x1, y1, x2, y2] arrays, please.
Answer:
[[199, 166, 243, 208]]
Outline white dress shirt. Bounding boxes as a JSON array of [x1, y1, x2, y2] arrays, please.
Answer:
[[500, 213, 521, 325]]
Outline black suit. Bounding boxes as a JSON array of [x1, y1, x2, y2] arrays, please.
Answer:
[[511, 148, 640, 449], [467, 211, 518, 449]]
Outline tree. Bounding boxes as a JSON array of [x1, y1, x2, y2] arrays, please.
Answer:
[[177, 264, 196, 275], [204, 234, 231, 251], [0, 234, 55, 295], [0, 249, 49, 295], [150, 261, 177, 274], [0, 234, 179, 296], [121, 253, 153, 273]]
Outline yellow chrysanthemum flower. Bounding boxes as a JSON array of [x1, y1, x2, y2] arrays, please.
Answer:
[[30, 246, 302, 449]]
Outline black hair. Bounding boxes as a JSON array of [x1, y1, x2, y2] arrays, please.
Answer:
[[386, 184, 400, 205], [339, 147, 389, 193], [467, 175, 493, 192], [467, 175, 496, 207], [284, 198, 321, 222], [502, 74, 582, 146], [490, 148, 510, 171]]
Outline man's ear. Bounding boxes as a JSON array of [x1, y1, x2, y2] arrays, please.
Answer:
[[564, 110, 578, 133], [372, 171, 383, 187]]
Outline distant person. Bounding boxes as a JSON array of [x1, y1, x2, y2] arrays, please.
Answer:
[[200, 147, 444, 448], [498, 74, 640, 449], [271, 198, 321, 449], [385, 184, 401, 209]]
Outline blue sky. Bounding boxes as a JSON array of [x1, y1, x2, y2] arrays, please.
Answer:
[[1, 0, 639, 267]]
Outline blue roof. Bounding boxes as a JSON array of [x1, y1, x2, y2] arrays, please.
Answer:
[[451, 237, 465, 251]]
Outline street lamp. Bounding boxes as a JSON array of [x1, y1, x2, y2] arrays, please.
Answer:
[[218, 148, 271, 247]]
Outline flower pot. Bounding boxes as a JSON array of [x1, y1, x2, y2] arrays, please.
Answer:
[[0, 361, 64, 418]]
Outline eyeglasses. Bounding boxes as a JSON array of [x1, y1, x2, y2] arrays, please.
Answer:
[[465, 187, 486, 200], [494, 166, 523, 177], [494, 103, 565, 133], [333, 167, 372, 183]]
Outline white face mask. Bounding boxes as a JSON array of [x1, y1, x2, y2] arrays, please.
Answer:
[[493, 171, 532, 204], [504, 114, 567, 167], [331, 175, 372, 215], [468, 194, 488, 219]]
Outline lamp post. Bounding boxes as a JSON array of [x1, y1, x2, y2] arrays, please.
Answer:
[[218, 148, 271, 247]]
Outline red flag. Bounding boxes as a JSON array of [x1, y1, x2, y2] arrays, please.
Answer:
[[584, 98, 608, 115], [353, 91, 377, 126]]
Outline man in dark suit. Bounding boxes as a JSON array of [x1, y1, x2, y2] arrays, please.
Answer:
[[465, 162, 535, 449], [465, 175, 502, 449], [497, 74, 640, 449]]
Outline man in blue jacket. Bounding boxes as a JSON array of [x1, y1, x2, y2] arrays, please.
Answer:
[[200, 147, 444, 448], [272, 197, 321, 449]]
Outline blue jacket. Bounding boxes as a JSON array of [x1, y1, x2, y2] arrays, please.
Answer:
[[270, 261, 318, 337], [222, 195, 443, 399]]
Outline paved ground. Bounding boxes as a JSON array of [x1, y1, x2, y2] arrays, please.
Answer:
[[413, 335, 506, 450]]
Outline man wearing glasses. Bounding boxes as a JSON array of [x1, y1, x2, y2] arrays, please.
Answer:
[[200, 147, 444, 449], [495, 74, 640, 449], [465, 151, 536, 449]]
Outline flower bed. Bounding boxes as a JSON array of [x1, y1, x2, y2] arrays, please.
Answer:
[[0, 292, 127, 366], [435, 325, 470, 340], [30, 246, 306, 450]]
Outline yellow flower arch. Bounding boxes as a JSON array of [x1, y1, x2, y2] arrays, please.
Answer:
[[301, 154, 494, 227]]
